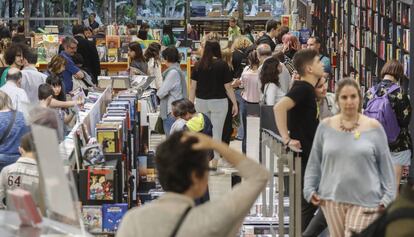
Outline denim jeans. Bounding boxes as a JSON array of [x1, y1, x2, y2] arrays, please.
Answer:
[[235, 89, 244, 139], [240, 98, 248, 153], [163, 113, 176, 136], [0, 153, 19, 173]]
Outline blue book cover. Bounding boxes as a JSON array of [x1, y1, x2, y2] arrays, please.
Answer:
[[102, 203, 128, 232]]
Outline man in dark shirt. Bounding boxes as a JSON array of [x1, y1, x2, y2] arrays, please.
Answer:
[[274, 48, 325, 232], [256, 19, 279, 51], [60, 36, 84, 93], [73, 24, 100, 84]]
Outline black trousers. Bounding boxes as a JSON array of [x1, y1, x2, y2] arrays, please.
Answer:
[[222, 98, 234, 144]]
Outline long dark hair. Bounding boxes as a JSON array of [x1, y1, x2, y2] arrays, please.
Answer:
[[144, 42, 161, 67], [129, 42, 145, 62], [260, 57, 281, 92], [46, 75, 66, 101], [197, 40, 222, 70], [163, 24, 175, 45]]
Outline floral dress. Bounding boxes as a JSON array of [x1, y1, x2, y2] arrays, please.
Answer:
[[363, 80, 412, 153]]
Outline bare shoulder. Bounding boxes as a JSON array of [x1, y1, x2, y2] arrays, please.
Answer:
[[360, 114, 382, 129], [321, 115, 338, 126]]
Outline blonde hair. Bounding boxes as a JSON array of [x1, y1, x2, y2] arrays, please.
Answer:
[[201, 32, 221, 47], [231, 36, 253, 51], [0, 91, 12, 110], [221, 48, 233, 70]]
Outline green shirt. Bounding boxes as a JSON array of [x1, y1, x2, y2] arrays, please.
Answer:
[[161, 35, 177, 47], [0, 67, 10, 87], [228, 26, 241, 42]]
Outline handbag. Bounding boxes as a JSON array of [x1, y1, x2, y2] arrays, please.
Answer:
[[154, 116, 165, 134], [0, 110, 17, 145], [260, 84, 279, 134]]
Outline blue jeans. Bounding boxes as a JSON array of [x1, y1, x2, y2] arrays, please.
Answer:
[[163, 113, 176, 136], [235, 89, 244, 140], [240, 98, 248, 154], [0, 154, 19, 173]]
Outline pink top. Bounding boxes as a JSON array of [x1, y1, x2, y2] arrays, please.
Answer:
[[241, 69, 260, 103]]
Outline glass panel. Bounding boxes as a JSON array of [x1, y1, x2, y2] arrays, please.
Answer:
[[29, 0, 77, 18], [29, 20, 77, 34], [82, 0, 108, 25], [0, 0, 24, 18], [138, 0, 186, 18], [116, 0, 135, 24]]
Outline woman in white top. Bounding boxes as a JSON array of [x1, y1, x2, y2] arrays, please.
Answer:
[[144, 42, 163, 89], [117, 131, 269, 237], [259, 56, 284, 105]]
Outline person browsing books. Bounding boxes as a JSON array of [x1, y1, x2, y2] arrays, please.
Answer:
[[0, 91, 29, 172], [59, 36, 84, 93], [157, 47, 187, 136], [117, 131, 270, 237], [0, 133, 39, 209], [128, 42, 148, 76]]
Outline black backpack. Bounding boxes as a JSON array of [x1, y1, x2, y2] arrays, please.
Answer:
[[352, 207, 414, 237]]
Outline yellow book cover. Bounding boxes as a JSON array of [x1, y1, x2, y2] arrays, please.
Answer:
[[107, 48, 118, 62], [97, 130, 117, 153]]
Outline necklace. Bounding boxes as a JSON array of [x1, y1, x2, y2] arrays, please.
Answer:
[[339, 114, 360, 133]]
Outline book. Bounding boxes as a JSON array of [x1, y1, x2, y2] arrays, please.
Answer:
[[107, 48, 118, 62], [87, 167, 115, 201], [43, 34, 59, 62], [96, 129, 119, 153], [102, 203, 128, 232], [97, 45, 107, 62], [106, 35, 121, 48], [178, 47, 188, 64], [82, 205, 103, 233]]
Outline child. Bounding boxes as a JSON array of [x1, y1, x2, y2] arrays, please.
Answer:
[[0, 132, 39, 209], [72, 53, 95, 91], [170, 98, 212, 137]]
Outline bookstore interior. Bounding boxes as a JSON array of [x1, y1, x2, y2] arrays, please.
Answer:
[[0, 0, 413, 236]]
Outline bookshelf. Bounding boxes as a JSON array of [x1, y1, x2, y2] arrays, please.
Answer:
[[313, 0, 413, 93]]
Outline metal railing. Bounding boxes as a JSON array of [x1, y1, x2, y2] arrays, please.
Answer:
[[260, 128, 302, 237]]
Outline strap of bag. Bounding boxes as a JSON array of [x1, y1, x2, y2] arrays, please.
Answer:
[[386, 207, 414, 224], [261, 83, 270, 104], [170, 206, 192, 237], [0, 110, 17, 145]]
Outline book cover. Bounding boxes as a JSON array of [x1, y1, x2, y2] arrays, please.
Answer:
[[97, 45, 107, 62], [177, 47, 188, 64], [281, 15, 291, 28], [87, 167, 115, 201], [102, 203, 128, 232], [82, 205, 102, 233], [43, 34, 59, 62], [97, 129, 118, 153], [119, 43, 129, 62], [107, 48, 118, 62], [106, 35, 121, 49]]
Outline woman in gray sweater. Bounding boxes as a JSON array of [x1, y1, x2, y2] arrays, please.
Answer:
[[304, 78, 396, 237], [117, 131, 269, 237]]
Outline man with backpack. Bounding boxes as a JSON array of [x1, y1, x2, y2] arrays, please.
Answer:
[[363, 60, 412, 195]]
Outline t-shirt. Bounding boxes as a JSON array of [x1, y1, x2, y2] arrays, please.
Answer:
[[191, 59, 233, 99], [286, 80, 319, 163]]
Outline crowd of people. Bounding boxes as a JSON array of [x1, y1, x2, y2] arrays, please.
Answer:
[[0, 15, 411, 237]]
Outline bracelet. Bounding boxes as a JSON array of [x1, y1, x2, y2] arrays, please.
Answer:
[[284, 138, 291, 146]]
